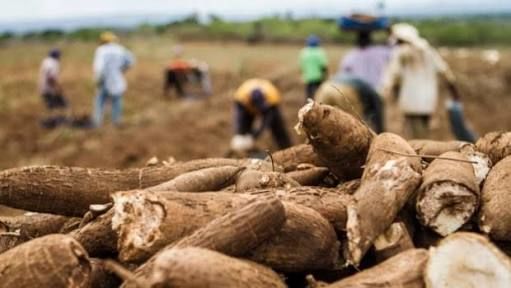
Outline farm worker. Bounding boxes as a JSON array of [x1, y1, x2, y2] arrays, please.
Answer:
[[39, 48, 69, 128], [231, 79, 292, 152], [382, 23, 475, 141], [339, 29, 392, 92], [299, 34, 328, 101], [331, 16, 392, 133], [92, 31, 135, 127], [164, 45, 212, 99]]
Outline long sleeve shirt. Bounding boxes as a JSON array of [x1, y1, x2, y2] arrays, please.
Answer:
[[93, 43, 135, 96]]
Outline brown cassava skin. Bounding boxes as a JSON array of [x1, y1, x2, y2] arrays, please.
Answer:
[[0, 213, 80, 253], [69, 209, 118, 257], [271, 144, 323, 172], [0, 234, 91, 288], [417, 151, 479, 236], [235, 169, 300, 192], [476, 131, 511, 165], [479, 155, 511, 240], [286, 167, 330, 186], [246, 186, 352, 233], [0, 159, 243, 216], [325, 249, 428, 288], [337, 179, 361, 195], [171, 197, 286, 254], [346, 133, 422, 266], [247, 202, 340, 272], [147, 248, 286, 288], [409, 139, 471, 160], [298, 102, 374, 180], [145, 165, 244, 192], [125, 197, 286, 287], [373, 221, 415, 263], [112, 190, 257, 263]]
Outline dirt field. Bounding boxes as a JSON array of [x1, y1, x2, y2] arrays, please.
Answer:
[[0, 38, 510, 169]]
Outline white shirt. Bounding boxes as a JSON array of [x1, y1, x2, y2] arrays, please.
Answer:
[[383, 43, 452, 115], [39, 57, 59, 94], [93, 43, 134, 96]]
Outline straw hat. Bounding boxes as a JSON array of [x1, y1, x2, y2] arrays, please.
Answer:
[[99, 31, 118, 44], [391, 23, 429, 49]]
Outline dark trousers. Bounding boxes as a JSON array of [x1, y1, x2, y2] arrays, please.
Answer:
[[234, 104, 291, 149], [342, 77, 384, 133], [42, 92, 67, 110], [305, 81, 322, 101], [164, 69, 187, 97]]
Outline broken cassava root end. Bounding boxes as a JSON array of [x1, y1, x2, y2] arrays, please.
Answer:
[[346, 133, 422, 266], [417, 151, 480, 236], [112, 191, 165, 262], [426, 232, 511, 288]]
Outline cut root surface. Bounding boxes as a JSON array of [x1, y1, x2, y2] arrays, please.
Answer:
[[112, 191, 165, 259], [418, 183, 477, 236], [426, 233, 511, 288]]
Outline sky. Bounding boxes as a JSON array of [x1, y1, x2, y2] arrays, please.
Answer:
[[1, 0, 511, 22]]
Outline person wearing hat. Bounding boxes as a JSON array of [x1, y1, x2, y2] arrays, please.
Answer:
[[39, 48, 68, 128], [92, 31, 135, 127], [299, 34, 328, 101], [382, 23, 475, 141], [231, 78, 292, 154]]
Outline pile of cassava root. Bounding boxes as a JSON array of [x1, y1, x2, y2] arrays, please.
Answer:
[[1, 101, 511, 288]]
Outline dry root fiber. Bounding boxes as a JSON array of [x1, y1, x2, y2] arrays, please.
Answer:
[[69, 208, 118, 257], [0, 234, 91, 288], [325, 249, 428, 288], [145, 165, 243, 192], [296, 101, 374, 181], [479, 155, 511, 240], [246, 202, 340, 272], [246, 186, 352, 233], [0, 212, 79, 253], [285, 166, 330, 186], [425, 232, 511, 288], [147, 247, 286, 288], [345, 133, 422, 266], [416, 151, 480, 236], [476, 131, 511, 165], [373, 221, 415, 263], [0, 159, 243, 216], [235, 169, 300, 192], [111, 190, 256, 263], [409, 139, 472, 160], [271, 144, 323, 172]]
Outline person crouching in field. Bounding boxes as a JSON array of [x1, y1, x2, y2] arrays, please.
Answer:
[[231, 79, 292, 154], [92, 31, 134, 127], [299, 35, 328, 101], [164, 45, 212, 99], [382, 23, 475, 141], [39, 48, 68, 128]]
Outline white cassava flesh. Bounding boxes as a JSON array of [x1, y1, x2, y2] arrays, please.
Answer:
[[112, 192, 165, 258], [426, 232, 511, 288], [417, 183, 477, 236]]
